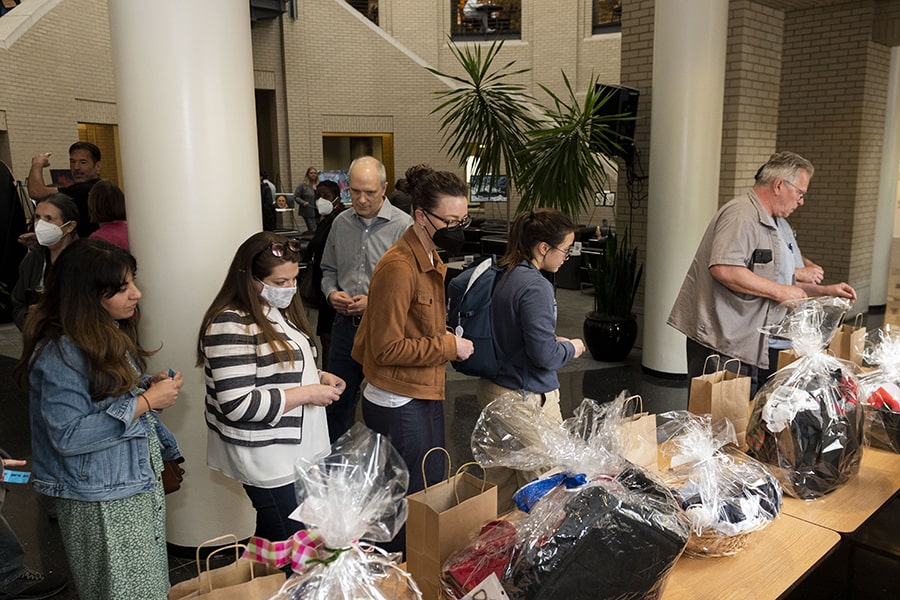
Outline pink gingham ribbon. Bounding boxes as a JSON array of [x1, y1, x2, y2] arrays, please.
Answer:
[[241, 530, 323, 572]]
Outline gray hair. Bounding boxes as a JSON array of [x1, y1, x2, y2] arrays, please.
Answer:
[[754, 151, 814, 186]]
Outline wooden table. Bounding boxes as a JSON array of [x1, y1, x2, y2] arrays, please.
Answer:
[[781, 448, 900, 533], [660, 514, 840, 600]]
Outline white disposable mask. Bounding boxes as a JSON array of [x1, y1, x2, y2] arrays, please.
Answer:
[[34, 219, 70, 247], [260, 282, 297, 309], [316, 198, 334, 216]]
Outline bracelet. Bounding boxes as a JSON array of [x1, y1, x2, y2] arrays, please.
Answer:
[[140, 393, 152, 414]]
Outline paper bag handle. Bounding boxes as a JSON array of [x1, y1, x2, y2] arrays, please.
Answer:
[[453, 461, 488, 505], [624, 394, 643, 415], [193, 534, 240, 574], [702, 354, 721, 375], [421, 447, 452, 493], [722, 358, 742, 375], [203, 542, 256, 593], [853, 313, 864, 329]]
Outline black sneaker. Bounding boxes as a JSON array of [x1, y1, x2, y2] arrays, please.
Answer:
[[0, 568, 68, 600]]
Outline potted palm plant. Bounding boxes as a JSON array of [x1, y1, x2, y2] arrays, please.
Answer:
[[584, 228, 643, 361], [429, 40, 643, 359]]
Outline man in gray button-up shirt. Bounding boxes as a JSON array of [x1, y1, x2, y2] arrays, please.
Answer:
[[668, 151, 855, 395], [320, 156, 413, 441]]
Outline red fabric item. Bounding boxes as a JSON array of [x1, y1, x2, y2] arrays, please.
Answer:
[[443, 519, 518, 595]]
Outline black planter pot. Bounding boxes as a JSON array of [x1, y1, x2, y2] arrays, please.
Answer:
[[583, 312, 638, 362]]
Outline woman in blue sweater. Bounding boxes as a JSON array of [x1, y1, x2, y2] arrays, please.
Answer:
[[478, 209, 586, 508]]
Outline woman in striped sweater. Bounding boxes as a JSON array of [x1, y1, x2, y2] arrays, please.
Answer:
[[197, 231, 345, 541]]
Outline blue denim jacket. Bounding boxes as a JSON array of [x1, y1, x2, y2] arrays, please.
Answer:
[[28, 336, 182, 502]]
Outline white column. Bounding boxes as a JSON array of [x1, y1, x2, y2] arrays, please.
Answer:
[[642, 0, 729, 374], [872, 47, 900, 307], [107, 0, 260, 545]]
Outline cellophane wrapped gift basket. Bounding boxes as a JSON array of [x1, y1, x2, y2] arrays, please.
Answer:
[[444, 393, 689, 600], [657, 411, 782, 558], [267, 423, 421, 600], [746, 297, 864, 499], [856, 326, 900, 453]]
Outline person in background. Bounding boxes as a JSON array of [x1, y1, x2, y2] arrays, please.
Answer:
[[303, 179, 343, 371], [668, 151, 856, 396], [198, 232, 344, 541], [389, 177, 412, 214], [88, 180, 129, 251], [27, 142, 102, 239], [16, 239, 184, 599], [294, 166, 319, 233], [463, 0, 493, 32], [320, 156, 413, 442], [353, 164, 474, 494], [11, 194, 79, 331], [261, 173, 276, 232], [476, 208, 586, 510], [0, 447, 68, 599]]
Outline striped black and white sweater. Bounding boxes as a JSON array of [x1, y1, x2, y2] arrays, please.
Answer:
[[200, 307, 330, 488]]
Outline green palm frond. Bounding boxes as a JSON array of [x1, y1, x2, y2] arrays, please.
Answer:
[[427, 40, 540, 192], [516, 72, 628, 217]]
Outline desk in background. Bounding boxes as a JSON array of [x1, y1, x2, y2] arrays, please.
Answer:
[[661, 514, 840, 600]]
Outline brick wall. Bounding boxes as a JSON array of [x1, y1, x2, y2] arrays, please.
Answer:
[[0, 0, 115, 182], [778, 1, 888, 304]]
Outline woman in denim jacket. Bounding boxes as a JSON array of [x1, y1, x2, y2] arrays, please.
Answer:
[[16, 239, 183, 600]]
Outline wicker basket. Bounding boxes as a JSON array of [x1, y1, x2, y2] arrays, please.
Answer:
[[683, 525, 762, 558]]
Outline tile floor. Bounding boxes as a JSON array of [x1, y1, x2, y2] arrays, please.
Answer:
[[1, 251, 898, 598]]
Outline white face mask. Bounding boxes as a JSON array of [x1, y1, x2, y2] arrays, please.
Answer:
[[34, 219, 70, 247], [260, 282, 297, 309], [316, 198, 334, 216]]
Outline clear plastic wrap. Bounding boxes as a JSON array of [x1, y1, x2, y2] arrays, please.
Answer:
[[857, 326, 900, 452], [657, 411, 782, 557], [465, 395, 689, 599], [267, 423, 421, 600], [747, 297, 864, 499]]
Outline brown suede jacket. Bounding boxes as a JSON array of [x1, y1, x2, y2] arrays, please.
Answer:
[[351, 226, 457, 400]]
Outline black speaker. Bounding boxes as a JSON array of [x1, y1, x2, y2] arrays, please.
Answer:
[[592, 84, 639, 161]]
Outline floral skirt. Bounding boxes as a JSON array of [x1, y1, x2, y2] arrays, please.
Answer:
[[55, 416, 169, 600]]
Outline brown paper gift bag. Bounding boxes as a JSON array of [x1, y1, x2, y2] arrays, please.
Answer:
[[688, 356, 752, 448], [618, 395, 658, 472], [406, 450, 498, 600], [168, 535, 285, 600], [777, 348, 801, 370], [828, 313, 866, 366]]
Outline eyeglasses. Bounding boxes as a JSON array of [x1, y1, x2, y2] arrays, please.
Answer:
[[546, 244, 572, 259], [261, 239, 301, 258], [422, 209, 472, 230], [782, 179, 808, 200]]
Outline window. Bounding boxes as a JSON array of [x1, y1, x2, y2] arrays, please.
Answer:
[[451, 0, 521, 40], [346, 0, 378, 26], [592, 0, 622, 34]]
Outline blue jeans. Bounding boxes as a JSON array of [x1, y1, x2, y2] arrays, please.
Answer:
[[0, 487, 25, 590], [326, 315, 365, 443], [242, 482, 305, 542]]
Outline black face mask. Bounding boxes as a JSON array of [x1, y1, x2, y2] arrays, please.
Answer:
[[432, 226, 466, 255]]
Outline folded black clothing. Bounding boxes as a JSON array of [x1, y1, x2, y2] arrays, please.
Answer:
[[507, 468, 688, 600]]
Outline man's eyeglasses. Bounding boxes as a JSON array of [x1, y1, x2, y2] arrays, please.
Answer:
[[782, 179, 808, 200], [423, 209, 472, 230], [262, 239, 301, 258]]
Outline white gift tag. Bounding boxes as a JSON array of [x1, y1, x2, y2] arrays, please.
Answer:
[[455, 325, 464, 337], [461, 573, 508, 600]]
